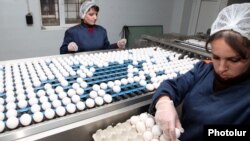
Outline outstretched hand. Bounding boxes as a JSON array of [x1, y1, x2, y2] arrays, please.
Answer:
[[155, 96, 184, 141], [117, 38, 127, 49], [68, 42, 78, 52]]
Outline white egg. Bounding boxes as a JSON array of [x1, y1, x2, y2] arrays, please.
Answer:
[[130, 116, 140, 125], [6, 102, 16, 110], [100, 83, 108, 90], [18, 100, 28, 109], [114, 80, 121, 86], [121, 78, 128, 85], [134, 76, 140, 82], [55, 86, 64, 94], [39, 96, 48, 103], [71, 95, 81, 103], [80, 81, 88, 88], [76, 77, 84, 83], [55, 106, 66, 116], [143, 131, 153, 141], [49, 94, 58, 101], [86, 71, 93, 77], [103, 94, 112, 103], [127, 73, 134, 78], [145, 117, 155, 128], [37, 90, 46, 97], [79, 72, 87, 78], [5, 95, 15, 103], [0, 105, 4, 113], [58, 91, 67, 99], [146, 84, 154, 91], [89, 91, 98, 99], [97, 89, 106, 97], [5, 90, 15, 96], [61, 80, 69, 87], [0, 112, 5, 121], [48, 74, 55, 80], [6, 117, 19, 129], [44, 83, 52, 90], [92, 84, 100, 91], [25, 87, 35, 93], [139, 113, 149, 121], [31, 104, 41, 113], [27, 92, 36, 99], [175, 128, 181, 139], [0, 121, 5, 132], [16, 94, 26, 101], [52, 99, 62, 108], [127, 77, 134, 83], [95, 97, 104, 106], [0, 87, 4, 94], [76, 101, 85, 111], [67, 89, 76, 97], [152, 125, 162, 137], [33, 112, 44, 123], [136, 121, 146, 133], [112, 85, 121, 93], [66, 103, 76, 113], [6, 109, 17, 118], [44, 109, 55, 119], [76, 87, 84, 95], [42, 102, 52, 110], [139, 80, 147, 86], [46, 88, 55, 95], [107, 81, 114, 88], [153, 82, 160, 89], [62, 97, 71, 106], [85, 98, 95, 108], [33, 80, 41, 87], [0, 98, 4, 105], [20, 113, 32, 126], [72, 83, 80, 89], [89, 67, 95, 72]]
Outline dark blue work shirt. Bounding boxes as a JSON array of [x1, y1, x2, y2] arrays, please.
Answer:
[[60, 23, 118, 54], [149, 61, 250, 141]]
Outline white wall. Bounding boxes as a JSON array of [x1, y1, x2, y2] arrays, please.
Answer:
[[0, 0, 181, 61]]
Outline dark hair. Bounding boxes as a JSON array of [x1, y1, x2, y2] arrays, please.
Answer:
[[205, 30, 250, 59], [89, 5, 99, 12]]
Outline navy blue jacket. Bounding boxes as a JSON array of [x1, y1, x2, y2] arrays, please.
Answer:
[[60, 23, 118, 54], [149, 61, 250, 141]]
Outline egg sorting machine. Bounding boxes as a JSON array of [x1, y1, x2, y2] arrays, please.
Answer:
[[0, 34, 211, 141]]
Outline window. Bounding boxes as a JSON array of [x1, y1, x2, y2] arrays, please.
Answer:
[[40, 0, 85, 29]]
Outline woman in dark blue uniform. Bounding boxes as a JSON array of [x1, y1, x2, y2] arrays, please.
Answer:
[[60, 0, 126, 54], [149, 3, 250, 141]]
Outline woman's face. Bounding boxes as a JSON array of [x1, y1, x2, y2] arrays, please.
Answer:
[[211, 38, 250, 80], [84, 8, 98, 25]]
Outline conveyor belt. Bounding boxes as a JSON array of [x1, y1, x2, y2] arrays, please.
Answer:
[[141, 35, 211, 59], [0, 47, 200, 141]]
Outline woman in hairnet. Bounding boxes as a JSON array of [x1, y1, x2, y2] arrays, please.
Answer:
[[149, 3, 250, 141], [60, 0, 126, 54]]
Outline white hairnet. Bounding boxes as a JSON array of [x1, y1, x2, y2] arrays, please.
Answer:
[[79, 0, 96, 19], [210, 3, 250, 40]]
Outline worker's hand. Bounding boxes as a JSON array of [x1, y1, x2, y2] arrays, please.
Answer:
[[117, 38, 127, 49], [68, 42, 78, 52], [155, 96, 184, 141]]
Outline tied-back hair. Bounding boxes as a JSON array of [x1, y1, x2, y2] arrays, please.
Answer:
[[205, 30, 250, 59]]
